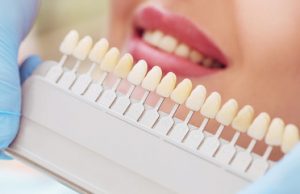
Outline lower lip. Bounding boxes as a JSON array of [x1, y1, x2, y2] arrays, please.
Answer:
[[126, 35, 218, 77]]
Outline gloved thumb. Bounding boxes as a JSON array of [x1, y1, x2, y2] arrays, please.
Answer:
[[19, 55, 42, 84]]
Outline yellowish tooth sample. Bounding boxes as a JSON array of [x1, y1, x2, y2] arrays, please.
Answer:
[[158, 35, 178, 53], [174, 43, 190, 58], [185, 85, 207, 111], [113, 53, 134, 78], [141, 66, 162, 91], [265, 118, 285, 146], [190, 50, 204, 63], [72, 36, 93, 60], [127, 60, 148, 85], [156, 72, 177, 98], [216, 99, 239, 126], [247, 112, 271, 140], [200, 92, 222, 119], [231, 105, 254, 133], [281, 124, 299, 153], [100, 47, 120, 72], [60, 30, 79, 54], [170, 79, 193, 104], [88, 38, 109, 64]]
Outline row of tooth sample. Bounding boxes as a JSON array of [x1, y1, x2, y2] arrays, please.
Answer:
[[54, 30, 299, 156], [142, 30, 221, 68]]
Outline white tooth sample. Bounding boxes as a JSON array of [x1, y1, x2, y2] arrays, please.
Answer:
[[113, 53, 134, 78], [72, 36, 93, 60], [281, 124, 299, 153], [141, 66, 162, 91], [127, 60, 148, 85], [185, 85, 207, 111], [59, 30, 79, 55], [174, 43, 190, 58], [156, 72, 177, 97], [247, 112, 271, 140], [100, 47, 120, 72], [202, 58, 213, 67], [144, 30, 164, 46], [89, 38, 109, 64], [170, 79, 193, 104], [158, 35, 178, 53], [200, 92, 222, 119], [216, 99, 239, 126], [231, 105, 255, 133], [265, 118, 284, 146], [190, 50, 204, 63]]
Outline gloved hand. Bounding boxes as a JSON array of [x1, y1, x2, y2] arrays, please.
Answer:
[[0, 0, 41, 159], [238, 143, 300, 194]]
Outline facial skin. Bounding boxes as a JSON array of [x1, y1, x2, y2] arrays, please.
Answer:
[[108, 0, 300, 159]]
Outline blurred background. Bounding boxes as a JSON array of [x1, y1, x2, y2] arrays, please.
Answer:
[[2, 0, 109, 193]]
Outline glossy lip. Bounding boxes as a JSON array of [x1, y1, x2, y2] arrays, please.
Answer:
[[126, 5, 228, 77]]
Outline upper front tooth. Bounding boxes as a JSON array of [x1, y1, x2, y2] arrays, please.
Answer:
[[158, 35, 178, 53], [174, 43, 190, 58], [143, 30, 164, 46], [190, 50, 204, 63]]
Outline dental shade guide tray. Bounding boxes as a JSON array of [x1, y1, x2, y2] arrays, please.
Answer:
[[7, 31, 299, 194]]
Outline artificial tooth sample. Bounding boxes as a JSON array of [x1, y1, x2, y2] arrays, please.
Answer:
[[216, 99, 239, 126], [174, 43, 190, 58], [154, 79, 192, 135], [232, 105, 255, 133], [156, 72, 177, 98], [142, 66, 163, 91], [89, 38, 109, 65], [281, 124, 299, 153], [158, 35, 178, 53], [190, 50, 204, 63], [168, 85, 206, 142], [72, 36, 93, 61], [265, 118, 284, 146], [113, 53, 134, 78], [71, 38, 109, 95], [185, 85, 207, 111], [214, 105, 254, 164], [139, 72, 177, 128], [100, 47, 120, 72], [170, 79, 193, 105], [247, 112, 271, 141], [59, 30, 80, 55], [57, 36, 93, 89], [125, 66, 162, 121], [200, 92, 222, 119], [127, 60, 148, 85], [199, 99, 238, 156], [46, 30, 79, 82]]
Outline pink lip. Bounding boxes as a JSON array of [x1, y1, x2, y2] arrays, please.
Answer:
[[126, 5, 227, 77]]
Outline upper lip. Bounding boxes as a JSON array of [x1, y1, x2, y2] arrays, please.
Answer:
[[133, 5, 228, 65]]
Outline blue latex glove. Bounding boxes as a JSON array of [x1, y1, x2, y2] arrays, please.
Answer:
[[238, 143, 300, 194], [0, 0, 40, 158]]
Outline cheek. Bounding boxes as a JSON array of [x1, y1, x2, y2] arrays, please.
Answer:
[[109, 0, 143, 46], [235, 0, 300, 66]]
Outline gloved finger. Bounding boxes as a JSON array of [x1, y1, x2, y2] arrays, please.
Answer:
[[0, 151, 13, 160], [20, 55, 42, 84], [238, 143, 300, 194]]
